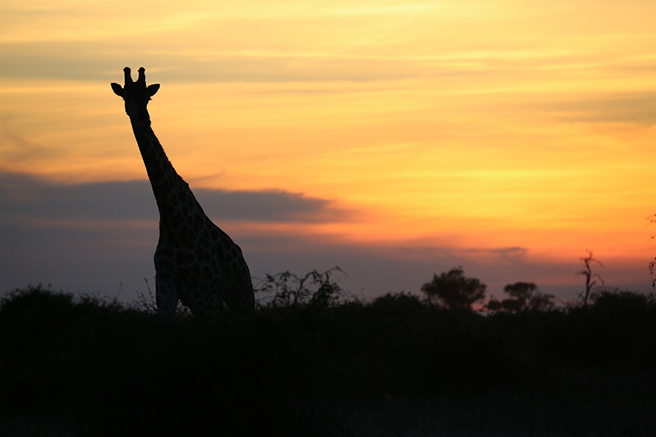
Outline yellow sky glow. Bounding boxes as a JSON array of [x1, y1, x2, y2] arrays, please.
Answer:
[[1, 0, 656, 289]]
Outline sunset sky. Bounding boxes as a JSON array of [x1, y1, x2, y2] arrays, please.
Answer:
[[1, 0, 656, 303]]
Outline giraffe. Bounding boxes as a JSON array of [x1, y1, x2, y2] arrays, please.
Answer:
[[111, 67, 255, 319]]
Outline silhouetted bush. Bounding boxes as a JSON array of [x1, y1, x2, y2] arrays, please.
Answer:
[[591, 289, 651, 313], [257, 267, 351, 309]]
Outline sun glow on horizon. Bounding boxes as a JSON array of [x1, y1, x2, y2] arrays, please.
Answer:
[[1, 0, 656, 295]]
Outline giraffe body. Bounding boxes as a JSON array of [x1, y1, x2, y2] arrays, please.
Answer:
[[112, 67, 254, 319]]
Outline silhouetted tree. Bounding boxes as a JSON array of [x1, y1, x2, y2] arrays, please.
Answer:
[[649, 214, 656, 287], [421, 267, 486, 310], [578, 251, 604, 308], [504, 282, 537, 309], [527, 292, 556, 311], [486, 282, 555, 312]]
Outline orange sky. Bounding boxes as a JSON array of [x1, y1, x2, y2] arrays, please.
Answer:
[[1, 0, 656, 298]]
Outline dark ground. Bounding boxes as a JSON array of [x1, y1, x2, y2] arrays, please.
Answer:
[[1, 287, 655, 436]]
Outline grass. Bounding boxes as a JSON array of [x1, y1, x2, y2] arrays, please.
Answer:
[[1, 285, 655, 436]]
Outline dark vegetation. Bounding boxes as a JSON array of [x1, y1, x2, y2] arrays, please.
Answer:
[[1, 278, 655, 436], [421, 266, 487, 309], [486, 282, 555, 312]]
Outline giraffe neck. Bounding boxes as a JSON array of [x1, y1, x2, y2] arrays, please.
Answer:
[[128, 115, 204, 223]]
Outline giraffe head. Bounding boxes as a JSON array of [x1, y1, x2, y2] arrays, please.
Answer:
[[111, 67, 160, 120]]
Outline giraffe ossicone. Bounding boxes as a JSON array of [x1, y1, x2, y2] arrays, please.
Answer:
[[112, 67, 255, 319]]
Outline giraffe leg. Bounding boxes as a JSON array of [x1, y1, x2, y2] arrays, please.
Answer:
[[155, 274, 178, 315]]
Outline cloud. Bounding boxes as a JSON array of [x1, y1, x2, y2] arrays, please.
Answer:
[[0, 171, 348, 226], [0, 170, 352, 298], [1, 170, 648, 303], [542, 92, 656, 126], [0, 121, 61, 165], [0, 41, 429, 83]]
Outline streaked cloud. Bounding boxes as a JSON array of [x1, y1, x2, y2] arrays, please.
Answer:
[[541, 92, 656, 125], [0, 171, 348, 226]]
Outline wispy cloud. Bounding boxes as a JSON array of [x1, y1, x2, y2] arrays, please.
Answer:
[[541, 92, 656, 126], [0, 120, 60, 164]]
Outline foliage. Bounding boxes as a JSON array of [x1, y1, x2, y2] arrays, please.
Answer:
[[591, 288, 653, 313], [256, 267, 350, 308], [135, 277, 192, 316], [368, 292, 426, 314], [420, 266, 486, 310], [134, 268, 349, 315], [2, 285, 656, 435], [486, 282, 555, 312]]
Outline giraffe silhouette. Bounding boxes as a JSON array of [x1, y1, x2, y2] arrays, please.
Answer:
[[112, 67, 255, 319]]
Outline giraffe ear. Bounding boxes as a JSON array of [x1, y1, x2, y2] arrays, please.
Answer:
[[147, 84, 160, 97], [111, 83, 124, 97]]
